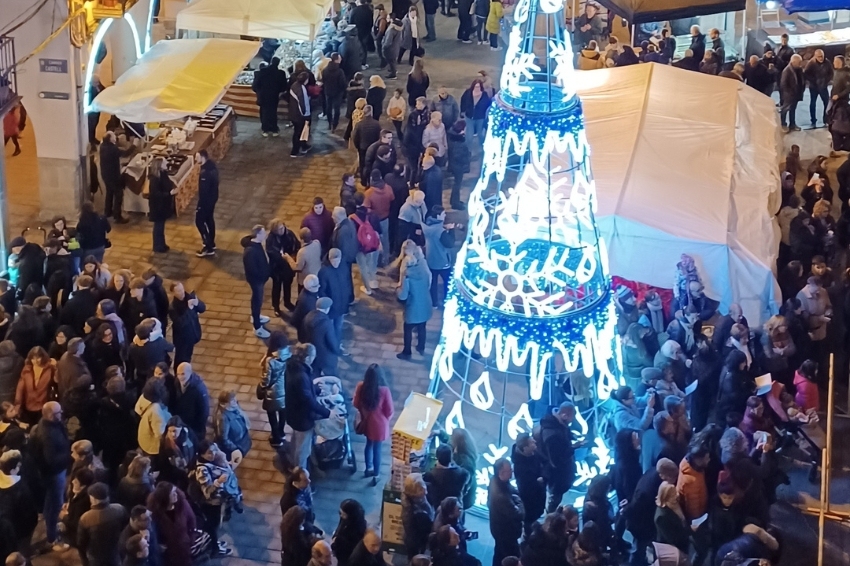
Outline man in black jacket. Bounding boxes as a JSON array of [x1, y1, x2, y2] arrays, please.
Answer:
[[352, 106, 382, 179], [77, 482, 129, 566], [142, 268, 169, 329], [624, 458, 679, 565], [119, 506, 162, 566], [744, 56, 775, 96], [289, 72, 312, 157], [423, 444, 470, 509], [511, 432, 546, 533], [303, 297, 343, 376], [60, 275, 99, 336], [349, 0, 373, 66], [173, 362, 210, 441], [195, 150, 219, 257], [805, 49, 834, 128], [242, 225, 271, 338], [780, 54, 804, 131], [251, 57, 288, 136], [291, 275, 320, 342], [689, 25, 706, 64], [487, 459, 524, 566], [121, 278, 157, 334], [169, 282, 206, 367], [538, 401, 576, 512], [30, 402, 72, 549], [323, 53, 348, 131], [99, 132, 128, 223], [285, 343, 331, 469]]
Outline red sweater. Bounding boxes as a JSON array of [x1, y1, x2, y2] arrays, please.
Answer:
[[794, 371, 819, 413], [353, 383, 394, 441]]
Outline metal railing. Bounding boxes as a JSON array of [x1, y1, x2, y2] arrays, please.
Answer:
[[0, 35, 19, 117]]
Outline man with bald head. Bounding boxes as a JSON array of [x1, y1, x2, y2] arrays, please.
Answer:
[[780, 54, 804, 131], [349, 529, 387, 566], [308, 540, 333, 566], [743, 55, 774, 95], [805, 48, 834, 128], [172, 362, 210, 440], [30, 401, 72, 550]]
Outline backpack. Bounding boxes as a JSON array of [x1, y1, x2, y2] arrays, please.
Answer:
[[351, 214, 380, 253]]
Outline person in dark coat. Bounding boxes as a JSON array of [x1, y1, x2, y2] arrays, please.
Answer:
[[7, 306, 47, 360], [63, 467, 95, 552], [344, 74, 368, 142], [715, 350, 752, 423], [610, 428, 642, 506], [673, 49, 700, 72], [340, 26, 365, 81], [780, 54, 804, 130], [323, 54, 348, 131], [348, 530, 388, 566], [291, 275, 320, 343], [86, 325, 124, 392], [419, 154, 443, 212], [804, 49, 834, 128], [0, 341, 23, 405], [44, 240, 74, 312], [743, 55, 774, 96], [284, 343, 331, 470], [511, 432, 546, 533], [353, 107, 383, 181], [623, 458, 679, 565], [95, 376, 138, 485], [330, 207, 358, 304], [242, 225, 271, 339], [520, 512, 569, 566], [349, 0, 373, 62], [332, 499, 367, 566], [289, 72, 312, 157], [302, 198, 337, 254], [423, 444, 470, 509], [9, 237, 45, 304], [654, 481, 689, 554], [116, 456, 155, 512], [147, 483, 201, 566], [119, 506, 163, 566], [318, 248, 352, 338], [279, 466, 315, 524], [56, 338, 94, 427], [252, 57, 288, 136], [121, 280, 157, 337], [140, 270, 169, 331], [689, 334, 721, 432], [401, 474, 434, 558], [266, 219, 301, 316], [30, 402, 72, 547], [168, 282, 205, 367], [146, 158, 175, 254], [127, 320, 173, 386], [0, 449, 39, 558], [487, 459, 524, 566], [446, 121, 470, 210], [194, 151, 218, 257], [302, 298, 343, 376], [172, 363, 209, 441], [538, 402, 576, 512], [403, 99, 430, 183], [99, 132, 128, 223], [689, 25, 706, 63]]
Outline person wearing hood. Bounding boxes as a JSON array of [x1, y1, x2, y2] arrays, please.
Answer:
[[396, 252, 432, 360], [168, 282, 205, 367], [672, 49, 699, 72], [654, 339, 689, 390], [382, 19, 404, 79], [447, 121, 471, 210], [421, 206, 455, 307], [339, 25, 365, 81], [128, 318, 173, 386], [715, 524, 780, 566], [0, 341, 22, 404], [420, 155, 444, 212], [323, 53, 347, 131], [578, 40, 605, 70], [252, 57, 288, 136], [241, 225, 271, 339], [610, 428, 642, 510], [716, 350, 752, 422], [403, 97, 431, 182], [538, 402, 576, 512], [611, 386, 655, 434], [510, 432, 546, 532], [797, 275, 832, 382], [397, 190, 427, 251], [172, 363, 209, 441]]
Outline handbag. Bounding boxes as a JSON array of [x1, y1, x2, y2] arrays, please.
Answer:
[[256, 382, 266, 400], [354, 410, 366, 435], [415, 45, 425, 58]]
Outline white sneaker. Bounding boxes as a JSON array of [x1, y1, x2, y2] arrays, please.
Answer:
[[369, 280, 379, 289], [254, 327, 271, 339], [259, 315, 271, 324], [360, 285, 372, 296]]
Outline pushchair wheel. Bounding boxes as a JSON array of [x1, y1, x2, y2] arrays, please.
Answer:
[[348, 450, 357, 474]]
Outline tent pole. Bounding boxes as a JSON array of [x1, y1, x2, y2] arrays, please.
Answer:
[[631, 24, 635, 46]]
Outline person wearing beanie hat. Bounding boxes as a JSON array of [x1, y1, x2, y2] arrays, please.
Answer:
[[78, 481, 129, 566], [420, 152, 443, 211], [615, 284, 639, 335], [317, 248, 351, 351], [397, 189, 428, 251], [303, 295, 342, 377], [291, 274, 321, 342], [447, 119, 470, 210], [365, 168, 395, 266]]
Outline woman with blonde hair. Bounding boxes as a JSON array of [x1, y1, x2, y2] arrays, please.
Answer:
[[367, 75, 387, 120], [147, 157, 177, 253], [401, 473, 433, 557], [654, 481, 690, 553], [116, 454, 155, 509]]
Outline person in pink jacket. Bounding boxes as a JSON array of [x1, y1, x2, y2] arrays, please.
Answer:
[[794, 359, 820, 413], [353, 363, 394, 485]]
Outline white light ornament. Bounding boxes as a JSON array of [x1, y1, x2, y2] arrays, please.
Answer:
[[470, 372, 495, 410]]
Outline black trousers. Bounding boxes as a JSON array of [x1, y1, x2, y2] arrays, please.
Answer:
[[200, 503, 222, 542], [430, 268, 450, 306], [397, 39, 418, 66], [196, 207, 216, 250], [174, 340, 194, 368], [457, 11, 473, 40], [492, 537, 520, 566], [267, 409, 287, 444], [326, 95, 343, 129], [271, 272, 295, 311], [259, 99, 280, 133], [249, 281, 265, 329], [402, 322, 426, 354], [104, 183, 124, 218], [152, 220, 166, 251]]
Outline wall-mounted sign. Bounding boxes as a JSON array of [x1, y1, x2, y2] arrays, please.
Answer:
[[39, 59, 68, 74], [40, 91, 70, 100]]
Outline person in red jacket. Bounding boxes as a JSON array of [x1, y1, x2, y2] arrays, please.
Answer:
[[794, 359, 820, 413], [353, 363, 394, 485]]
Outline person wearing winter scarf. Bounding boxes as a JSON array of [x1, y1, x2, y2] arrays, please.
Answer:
[[726, 324, 752, 370], [643, 291, 666, 334]]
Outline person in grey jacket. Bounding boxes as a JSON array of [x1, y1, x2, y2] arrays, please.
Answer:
[[780, 54, 804, 131], [213, 390, 252, 460], [318, 249, 352, 342], [804, 49, 834, 128], [421, 207, 455, 307], [430, 88, 459, 132], [260, 331, 290, 447], [303, 297, 343, 376], [797, 275, 832, 382], [396, 252, 432, 360], [330, 207, 358, 307], [382, 18, 404, 79]]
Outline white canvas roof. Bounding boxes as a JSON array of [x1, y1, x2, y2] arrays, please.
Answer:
[[176, 0, 333, 41], [575, 63, 782, 323]]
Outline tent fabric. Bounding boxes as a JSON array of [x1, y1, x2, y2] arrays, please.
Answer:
[[574, 63, 782, 323], [781, 0, 849, 13], [176, 0, 333, 41], [91, 38, 260, 123], [594, 0, 745, 24]]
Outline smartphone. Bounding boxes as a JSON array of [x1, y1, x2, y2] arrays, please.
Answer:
[[465, 531, 479, 541]]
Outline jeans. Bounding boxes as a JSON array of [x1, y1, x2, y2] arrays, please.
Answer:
[[259, 99, 280, 133], [402, 322, 426, 354], [271, 272, 295, 311], [810, 86, 830, 124], [383, 48, 398, 77], [425, 13, 436, 40], [249, 281, 265, 329], [471, 118, 486, 143], [458, 11, 472, 40], [174, 340, 194, 368], [379, 218, 390, 265], [290, 428, 314, 470], [356, 251, 379, 289], [489, 32, 499, 48], [392, 119, 403, 138], [152, 220, 166, 251], [82, 246, 105, 263], [267, 409, 287, 444], [781, 100, 799, 128], [196, 207, 216, 250], [364, 439, 382, 473], [332, 315, 344, 345], [476, 15, 488, 42], [430, 268, 451, 306], [291, 119, 309, 155], [326, 95, 343, 129], [44, 471, 66, 543], [104, 183, 124, 218]]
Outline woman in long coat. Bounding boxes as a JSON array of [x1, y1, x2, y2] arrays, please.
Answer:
[[148, 157, 175, 253]]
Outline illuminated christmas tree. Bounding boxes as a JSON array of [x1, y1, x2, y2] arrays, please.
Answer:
[[427, 0, 622, 506]]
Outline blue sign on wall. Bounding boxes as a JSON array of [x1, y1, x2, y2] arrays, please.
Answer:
[[38, 59, 68, 74], [782, 0, 850, 13]]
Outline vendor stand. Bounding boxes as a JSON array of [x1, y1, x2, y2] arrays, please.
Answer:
[[91, 38, 258, 214]]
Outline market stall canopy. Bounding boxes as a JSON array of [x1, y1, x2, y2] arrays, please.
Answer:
[[91, 38, 259, 123], [594, 0, 745, 24], [781, 0, 848, 13], [176, 0, 333, 41], [574, 63, 781, 323]]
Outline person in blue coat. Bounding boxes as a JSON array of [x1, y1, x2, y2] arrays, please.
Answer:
[[396, 251, 432, 360], [168, 282, 206, 367], [285, 343, 331, 470], [318, 249, 351, 345], [241, 225, 271, 338], [173, 362, 210, 441], [302, 297, 343, 377]]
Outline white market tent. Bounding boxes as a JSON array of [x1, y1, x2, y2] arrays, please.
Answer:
[[91, 38, 260, 122], [575, 63, 782, 323], [176, 0, 333, 41]]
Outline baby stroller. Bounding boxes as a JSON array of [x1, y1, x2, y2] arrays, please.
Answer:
[[762, 381, 824, 483], [312, 376, 356, 473]]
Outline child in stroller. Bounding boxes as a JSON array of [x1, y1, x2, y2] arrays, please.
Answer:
[[312, 376, 356, 472]]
